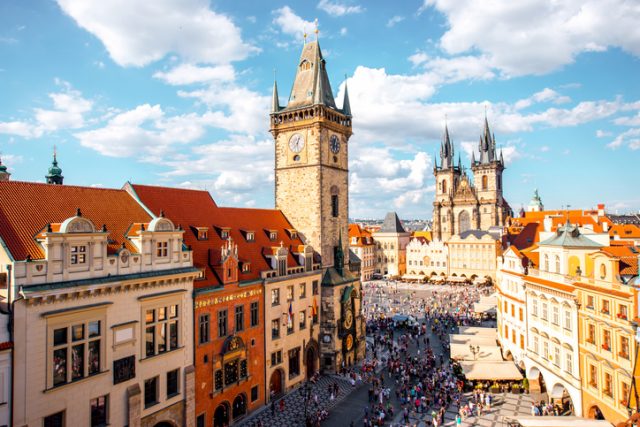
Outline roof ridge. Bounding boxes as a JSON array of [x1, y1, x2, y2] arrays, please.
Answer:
[[0, 180, 125, 192]]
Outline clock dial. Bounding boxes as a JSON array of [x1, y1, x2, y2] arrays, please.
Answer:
[[330, 135, 340, 153], [345, 334, 353, 351], [289, 133, 305, 153], [343, 309, 353, 329]]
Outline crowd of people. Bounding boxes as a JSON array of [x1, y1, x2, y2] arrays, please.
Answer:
[[360, 281, 496, 426]]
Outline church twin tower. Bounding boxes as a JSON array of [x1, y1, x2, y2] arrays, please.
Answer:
[[432, 119, 512, 241]]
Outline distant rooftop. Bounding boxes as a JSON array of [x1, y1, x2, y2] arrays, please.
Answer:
[[379, 212, 406, 233]]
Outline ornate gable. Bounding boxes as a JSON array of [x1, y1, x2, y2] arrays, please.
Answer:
[[453, 175, 478, 204]]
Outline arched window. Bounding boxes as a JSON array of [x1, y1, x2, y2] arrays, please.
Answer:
[[482, 175, 488, 190], [442, 179, 447, 194], [544, 254, 549, 272], [459, 211, 471, 233], [330, 186, 339, 217], [555, 255, 560, 273]]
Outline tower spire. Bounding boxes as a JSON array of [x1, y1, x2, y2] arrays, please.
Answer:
[[341, 75, 352, 116], [46, 146, 64, 185], [271, 71, 280, 113]]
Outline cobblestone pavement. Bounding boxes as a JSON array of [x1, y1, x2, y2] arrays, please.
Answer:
[[237, 375, 356, 426], [394, 392, 535, 426]]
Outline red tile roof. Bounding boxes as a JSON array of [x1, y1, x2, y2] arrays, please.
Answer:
[[600, 246, 639, 276], [128, 184, 306, 287], [348, 223, 373, 247], [0, 181, 152, 261], [609, 224, 640, 239]]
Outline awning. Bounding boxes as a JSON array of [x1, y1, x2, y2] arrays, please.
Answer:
[[458, 327, 497, 337], [473, 303, 497, 314], [450, 343, 503, 361], [448, 276, 468, 283], [449, 334, 497, 346], [459, 361, 523, 380], [504, 416, 614, 427]]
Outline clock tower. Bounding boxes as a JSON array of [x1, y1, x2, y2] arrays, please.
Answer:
[[270, 39, 365, 373], [270, 39, 352, 268]]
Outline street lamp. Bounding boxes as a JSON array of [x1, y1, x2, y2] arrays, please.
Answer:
[[469, 344, 480, 360]]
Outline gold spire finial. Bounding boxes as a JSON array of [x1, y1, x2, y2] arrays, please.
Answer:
[[314, 18, 319, 40], [303, 24, 307, 44]]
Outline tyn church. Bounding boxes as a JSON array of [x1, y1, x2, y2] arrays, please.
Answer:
[[432, 119, 513, 241]]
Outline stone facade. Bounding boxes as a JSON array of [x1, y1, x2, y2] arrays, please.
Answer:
[[264, 272, 322, 400], [271, 40, 365, 375], [447, 230, 502, 282], [405, 238, 449, 279], [432, 120, 511, 242], [271, 41, 352, 269]]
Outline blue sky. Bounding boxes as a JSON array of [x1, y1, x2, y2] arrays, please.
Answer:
[[1, 0, 639, 219]]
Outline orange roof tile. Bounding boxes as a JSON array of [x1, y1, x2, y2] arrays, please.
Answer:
[[599, 246, 639, 276], [129, 184, 307, 287], [0, 181, 152, 261], [609, 224, 640, 239]]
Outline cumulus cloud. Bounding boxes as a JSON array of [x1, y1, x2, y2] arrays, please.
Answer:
[[153, 64, 236, 85], [421, 0, 640, 76], [387, 16, 405, 28], [607, 128, 640, 150], [317, 0, 363, 16], [0, 79, 92, 138], [514, 88, 571, 110], [272, 6, 316, 40], [56, 0, 257, 67], [74, 104, 206, 158]]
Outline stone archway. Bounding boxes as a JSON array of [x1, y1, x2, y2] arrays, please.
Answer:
[[504, 350, 514, 361], [213, 402, 230, 427], [306, 346, 317, 379], [269, 368, 284, 399], [154, 423, 176, 427], [550, 383, 574, 415], [527, 366, 546, 394], [459, 210, 471, 234], [588, 405, 605, 420], [232, 393, 247, 420]]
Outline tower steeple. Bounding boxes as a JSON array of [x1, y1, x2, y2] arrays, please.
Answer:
[[341, 77, 351, 117], [46, 147, 64, 185], [0, 155, 10, 181], [271, 76, 280, 113], [284, 40, 337, 111], [478, 114, 496, 164], [440, 123, 454, 169]]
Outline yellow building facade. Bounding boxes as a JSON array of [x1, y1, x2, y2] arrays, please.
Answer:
[[577, 249, 636, 423]]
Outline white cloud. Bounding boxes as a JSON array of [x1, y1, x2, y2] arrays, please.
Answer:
[[422, 0, 640, 76], [387, 16, 405, 28], [317, 0, 364, 16], [614, 112, 640, 126], [56, 0, 257, 67], [178, 84, 270, 137], [514, 88, 571, 110], [340, 27, 348, 36], [153, 64, 236, 85], [272, 6, 316, 40], [596, 129, 612, 138], [608, 128, 640, 150], [0, 80, 93, 138], [74, 104, 206, 158], [408, 51, 429, 67], [540, 146, 550, 152]]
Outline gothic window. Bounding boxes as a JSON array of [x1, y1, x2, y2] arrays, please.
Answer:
[[497, 175, 502, 190], [482, 175, 488, 190], [330, 186, 339, 217], [459, 211, 471, 234], [442, 180, 447, 194]]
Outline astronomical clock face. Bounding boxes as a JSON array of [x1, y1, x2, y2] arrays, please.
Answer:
[[330, 134, 340, 153], [343, 308, 353, 330], [289, 133, 305, 153], [345, 334, 353, 351]]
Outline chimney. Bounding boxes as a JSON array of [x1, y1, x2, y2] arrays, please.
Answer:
[[597, 204, 605, 217]]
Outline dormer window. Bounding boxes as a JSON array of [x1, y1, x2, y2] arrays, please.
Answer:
[[351, 237, 357, 245], [196, 228, 208, 241], [70, 245, 87, 265], [241, 262, 251, 273], [246, 232, 255, 242], [156, 241, 168, 258], [221, 230, 229, 239], [269, 231, 277, 241], [287, 229, 298, 240]]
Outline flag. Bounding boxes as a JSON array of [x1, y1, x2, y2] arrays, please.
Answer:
[[312, 298, 318, 317], [288, 302, 293, 324]]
